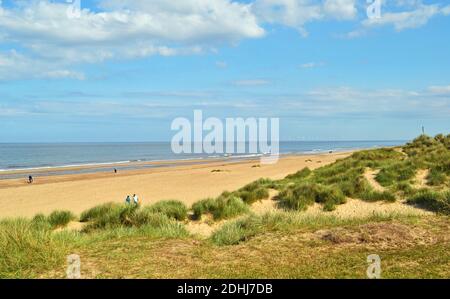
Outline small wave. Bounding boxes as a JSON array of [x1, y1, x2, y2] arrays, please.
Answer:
[[0, 160, 132, 173]]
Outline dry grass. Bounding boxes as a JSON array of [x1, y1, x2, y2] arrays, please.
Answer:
[[37, 214, 449, 279]]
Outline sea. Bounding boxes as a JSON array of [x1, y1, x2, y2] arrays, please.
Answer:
[[0, 141, 406, 180]]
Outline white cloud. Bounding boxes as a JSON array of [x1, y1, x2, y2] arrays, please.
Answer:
[[252, 0, 357, 36], [363, 3, 440, 31], [323, 0, 357, 20], [0, 49, 85, 80], [1, 0, 449, 80], [0, 0, 264, 79]]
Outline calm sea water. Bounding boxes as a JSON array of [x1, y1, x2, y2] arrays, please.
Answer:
[[0, 141, 405, 179]]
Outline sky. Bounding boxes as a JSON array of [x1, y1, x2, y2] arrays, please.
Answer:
[[0, 0, 449, 142]]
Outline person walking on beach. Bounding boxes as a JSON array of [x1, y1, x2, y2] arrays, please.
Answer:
[[114, 168, 117, 174], [28, 175, 34, 184], [133, 194, 139, 205], [125, 195, 131, 205]]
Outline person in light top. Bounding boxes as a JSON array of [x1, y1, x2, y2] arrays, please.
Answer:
[[132, 194, 139, 205]]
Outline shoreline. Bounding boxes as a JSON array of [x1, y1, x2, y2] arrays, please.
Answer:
[[0, 145, 392, 180], [0, 151, 353, 219], [0, 151, 347, 180]]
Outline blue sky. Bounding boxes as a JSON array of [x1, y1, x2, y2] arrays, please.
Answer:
[[0, 0, 449, 142]]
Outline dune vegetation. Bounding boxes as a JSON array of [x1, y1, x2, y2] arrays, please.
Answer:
[[0, 134, 449, 278]]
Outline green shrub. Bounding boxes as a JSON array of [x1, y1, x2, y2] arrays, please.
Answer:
[[376, 162, 416, 186], [426, 168, 446, 186], [285, 167, 312, 180], [277, 183, 346, 211], [360, 190, 396, 202], [0, 219, 75, 278], [80, 202, 122, 222], [394, 182, 415, 196], [215, 196, 249, 220], [192, 198, 218, 220], [145, 200, 188, 221], [407, 190, 450, 215], [337, 176, 371, 198], [211, 215, 262, 246], [236, 179, 271, 204], [82, 204, 137, 231], [47, 211, 76, 228], [31, 214, 52, 230], [277, 184, 317, 211], [192, 196, 249, 221]]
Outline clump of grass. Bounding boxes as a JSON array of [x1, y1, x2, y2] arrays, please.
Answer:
[[235, 179, 271, 204], [81, 204, 183, 232], [31, 214, 52, 230], [210, 215, 262, 246], [0, 219, 76, 278], [192, 195, 249, 221], [80, 202, 122, 222], [285, 167, 312, 180], [47, 211, 76, 228], [359, 190, 396, 202], [407, 190, 450, 215], [276, 183, 316, 211], [29, 211, 76, 229], [376, 161, 417, 187], [144, 200, 188, 221], [351, 148, 403, 162], [337, 176, 371, 198], [277, 183, 346, 212], [426, 168, 447, 186], [393, 182, 415, 196]]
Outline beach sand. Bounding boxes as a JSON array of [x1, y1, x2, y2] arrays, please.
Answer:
[[0, 152, 351, 219]]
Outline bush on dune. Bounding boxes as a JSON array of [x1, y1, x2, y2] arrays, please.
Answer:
[[235, 179, 271, 204], [29, 211, 76, 230], [47, 211, 76, 228], [277, 183, 346, 212], [210, 215, 262, 246], [81, 204, 187, 234], [359, 190, 396, 202], [0, 219, 76, 278], [192, 195, 249, 221], [375, 161, 417, 187], [426, 168, 447, 186], [337, 176, 371, 198], [144, 200, 188, 221], [80, 202, 123, 223], [407, 190, 450, 215], [285, 168, 312, 180]]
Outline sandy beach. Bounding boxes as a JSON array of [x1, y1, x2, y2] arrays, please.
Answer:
[[0, 152, 351, 219]]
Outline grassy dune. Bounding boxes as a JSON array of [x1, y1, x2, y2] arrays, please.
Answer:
[[1, 134, 449, 278]]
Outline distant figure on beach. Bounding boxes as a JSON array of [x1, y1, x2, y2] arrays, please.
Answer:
[[114, 168, 117, 174], [125, 195, 131, 205], [28, 175, 33, 184], [133, 194, 139, 205]]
